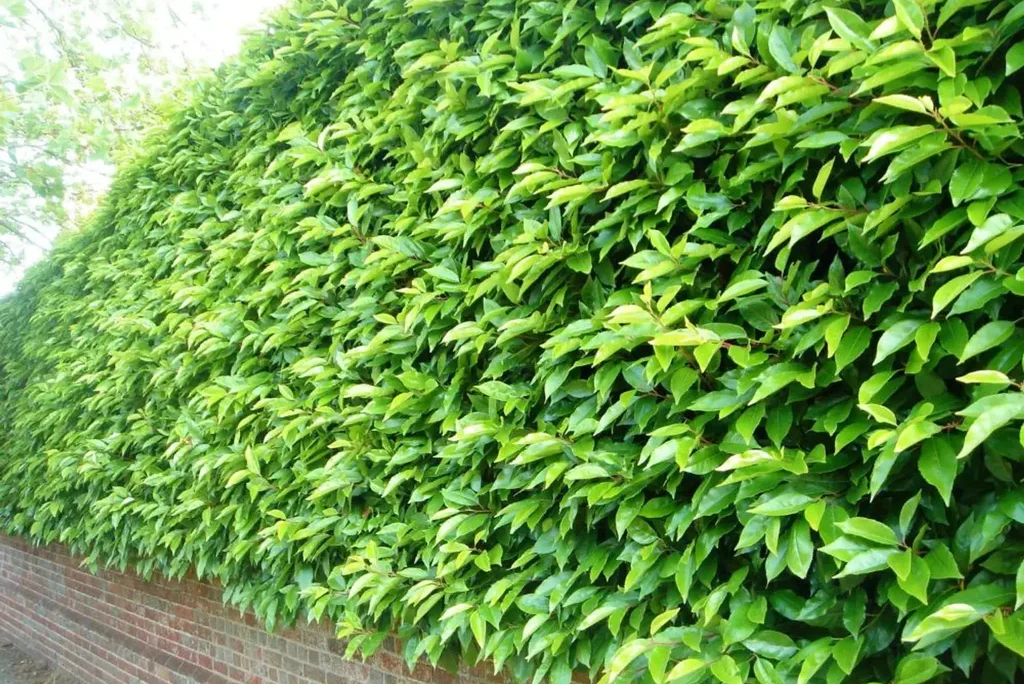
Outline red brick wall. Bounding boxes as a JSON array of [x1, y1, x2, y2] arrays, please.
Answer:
[[0, 535, 499, 684]]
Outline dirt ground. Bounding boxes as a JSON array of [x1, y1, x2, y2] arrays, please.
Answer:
[[0, 641, 77, 684]]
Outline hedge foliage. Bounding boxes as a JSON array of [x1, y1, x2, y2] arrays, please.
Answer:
[[2, 0, 1024, 682]]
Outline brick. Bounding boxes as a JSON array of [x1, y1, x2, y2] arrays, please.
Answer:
[[0, 535, 497, 684]]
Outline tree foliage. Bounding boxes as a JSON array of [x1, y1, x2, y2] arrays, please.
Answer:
[[2, 0, 1024, 683], [0, 0, 219, 266]]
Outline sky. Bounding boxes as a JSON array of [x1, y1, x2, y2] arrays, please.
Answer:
[[0, 0, 286, 295], [180, 0, 289, 69]]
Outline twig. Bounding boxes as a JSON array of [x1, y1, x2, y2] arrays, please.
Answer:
[[23, 0, 82, 69]]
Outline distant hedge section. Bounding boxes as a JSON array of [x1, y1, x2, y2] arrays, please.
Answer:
[[2, 0, 1024, 683]]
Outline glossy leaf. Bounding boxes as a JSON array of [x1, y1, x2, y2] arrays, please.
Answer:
[[0, 2, 1020, 684]]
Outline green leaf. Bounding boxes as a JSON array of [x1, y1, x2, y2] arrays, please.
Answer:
[[796, 131, 850, 149], [766, 405, 793, 446], [426, 178, 463, 193], [893, 0, 925, 37], [797, 641, 831, 684], [925, 46, 956, 77], [824, 315, 850, 358], [959, 321, 1015, 363], [838, 517, 899, 546], [710, 655, 742, 684], [859, 371, 895, 404], [768, 24, 798, 73], [920, 208, 968, 247], [899, 556, 931, 604], [962, 214, 1014, 253], [749, 491, 815, 516], [894, 654, 943, 684], [904, 603, 987, 645], [862, 126, 937, 163], [750, 363, 813, 404], [957, 370, 1011, 385], [470, 611, 487, 647], [441, 603, 475, 620], [835, 549, 900, 577], [843, 589, 868, 634], [888, 547, 913, 581], [919, 438, 957, 505], [874, 319, 924, 364], [949, 159, 1013, 207], [567, 251, 593, 273], [895, 420, 941, 453], [925, 544, 963, 579], [565, 463, 611, 481], [812, 159, 834, 201], [988, 611, 1024, 658], [835, 325, 872, 370], [580, 604, 622, 631], [833, 636, 861, 674], [666, 659, 706, 681], [1007, 42, 1024, 76], [932, 272, 983, 318], [858, 402, 897, 426], [957, 393, 1024, 458], [753, 659, 784, 684], [548, 184, 597, 207], [607, 639, 651, 682], [1016, 560, 1024, 610], [914, 321, 940, 360], [874, 94, 931, 115], [823, 6, 877, 52], [744, 631, 797, 660], [719, 278, 769, 302], [786, 518, 814, 578]]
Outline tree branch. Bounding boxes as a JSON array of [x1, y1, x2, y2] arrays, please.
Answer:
[[0, 216, 50, 252], [99, 7, 156, 51], [23, 0, 82, 69]]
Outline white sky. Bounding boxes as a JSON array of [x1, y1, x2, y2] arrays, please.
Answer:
[[0, 0, 285, 295], [185, 0, 288, 68]]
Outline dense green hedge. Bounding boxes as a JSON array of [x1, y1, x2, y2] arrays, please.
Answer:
[[2, 0, 1024, 682]]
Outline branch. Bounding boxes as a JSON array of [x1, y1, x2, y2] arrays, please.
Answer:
[[99, 8, 156, 51], [0, 216, 50, 252], [23, 0, 82, 69]]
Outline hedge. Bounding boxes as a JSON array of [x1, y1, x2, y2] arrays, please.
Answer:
[[2, 0, 1024, 682]]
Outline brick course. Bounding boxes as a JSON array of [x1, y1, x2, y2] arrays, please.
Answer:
[[0, 535, 501, 684]]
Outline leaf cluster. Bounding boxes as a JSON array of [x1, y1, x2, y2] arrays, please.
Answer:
[[1, 1, 1024, 683]]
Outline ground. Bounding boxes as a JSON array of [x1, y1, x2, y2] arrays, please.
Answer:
[[0, 641, 76, 684]]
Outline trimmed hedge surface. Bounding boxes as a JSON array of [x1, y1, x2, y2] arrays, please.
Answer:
[[2, 1, 1024, 683]]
